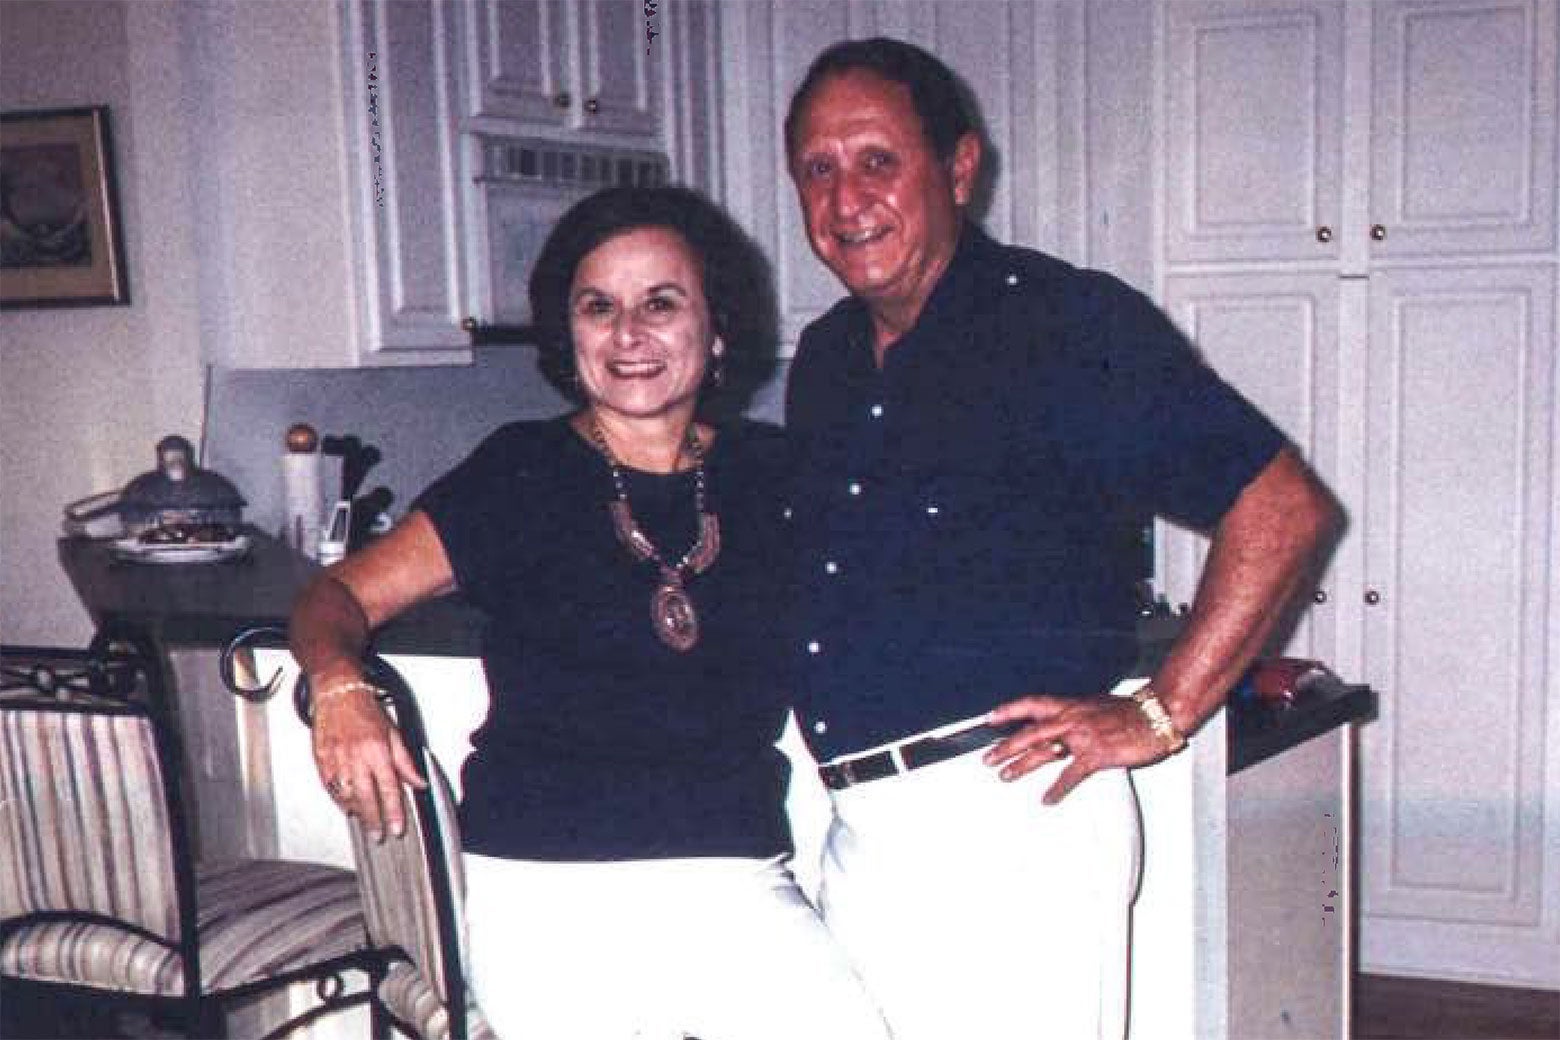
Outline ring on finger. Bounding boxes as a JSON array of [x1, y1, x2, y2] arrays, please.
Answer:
[[1049, 740, 1069, 757]]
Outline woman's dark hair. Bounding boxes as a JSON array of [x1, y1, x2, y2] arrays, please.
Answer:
[[784, 37, 977, 163], [528, 184, 779, 420]]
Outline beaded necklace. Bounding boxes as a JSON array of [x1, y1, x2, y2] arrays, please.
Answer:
[[590, 419, 721, 652]]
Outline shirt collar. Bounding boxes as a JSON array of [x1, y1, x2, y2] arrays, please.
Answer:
[[837, 222, 995, 364]]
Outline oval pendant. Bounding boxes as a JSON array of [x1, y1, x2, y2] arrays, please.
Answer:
[[651, 582, 700, 652]]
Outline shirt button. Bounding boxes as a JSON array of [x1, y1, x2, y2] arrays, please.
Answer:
[[813, 720, 829, 735], [806, 640, 822, 655], [824, 561, 840, 574], [782, 507, 793, 520], [848, 482, 862, 496], [870, 404, 884, 419], [1006, 272, 1020, 286], [925, 503, 941, 516]]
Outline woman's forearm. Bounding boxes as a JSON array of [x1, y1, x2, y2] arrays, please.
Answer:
[[289, 571, 375, 689]]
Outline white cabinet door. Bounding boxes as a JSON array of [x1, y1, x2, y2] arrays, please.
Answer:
[[460, 0, 574, 128], [1160, 271, 1345, 663], [575, 0, 662, 138], [1357, 264, 1560, 986], [1367, 0, 1558, 261], [345, 0, 471, 361], [1163, 1, 1347, 265], [1166, 0, 1557, 268], [459, 0, 661, 141]]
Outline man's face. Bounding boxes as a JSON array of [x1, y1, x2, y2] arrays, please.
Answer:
[[788, 70, 978, 325]]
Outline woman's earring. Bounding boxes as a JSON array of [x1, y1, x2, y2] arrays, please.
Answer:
[[709, 340, 726, 387]]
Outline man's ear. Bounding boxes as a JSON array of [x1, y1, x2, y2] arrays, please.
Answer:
[[949, 132, 982, 208]]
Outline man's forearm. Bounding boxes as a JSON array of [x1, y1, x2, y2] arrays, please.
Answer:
[[1152, 447, 1342, 737]]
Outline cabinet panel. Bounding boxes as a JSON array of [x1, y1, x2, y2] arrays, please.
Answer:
[[1369, 0, 1558, 259], [461, 0, 573, 127], [1164, 2, 1346, 264], [577, 0, 661, 137], [1162, 272, 1342, 661], [349, 0, 470, 357], [1358, 266, 1554, 942], [462, 0, 661, 140]]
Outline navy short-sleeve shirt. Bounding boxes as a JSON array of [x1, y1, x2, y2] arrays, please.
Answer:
[[784, 226, 1288, 760], [414, 417, 797, 860]]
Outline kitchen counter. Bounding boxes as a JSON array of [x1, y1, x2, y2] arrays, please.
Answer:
[[58, 527, 484, 656], [59, 530, 1371, 773]]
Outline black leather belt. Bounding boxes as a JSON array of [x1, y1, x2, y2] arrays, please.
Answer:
[[818, 721, 1022, 791]]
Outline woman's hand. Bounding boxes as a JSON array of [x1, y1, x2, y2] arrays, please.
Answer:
[[311, 681, 426, 840]]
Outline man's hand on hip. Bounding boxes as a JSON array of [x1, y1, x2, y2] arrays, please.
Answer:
[[983, 693, 1170, 805]]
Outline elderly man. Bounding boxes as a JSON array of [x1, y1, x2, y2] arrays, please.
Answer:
[[782, 37, 1340, 1039]]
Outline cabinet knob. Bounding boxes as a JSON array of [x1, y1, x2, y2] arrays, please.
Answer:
[[584, 97, 601, 115], [1316, 225, 1334, 243], [1312, 589, 1328, 604], [553, 91, 572, 109], [1370, 223, 1387, 242], [1364, 589, 1381, 605]]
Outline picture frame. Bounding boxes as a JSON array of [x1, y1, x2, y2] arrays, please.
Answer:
[[1, 106, 130, 308]]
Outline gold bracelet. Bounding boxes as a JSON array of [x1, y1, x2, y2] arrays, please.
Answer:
[[1132, 686, 1188, 755], [313, 678, 380, 704]]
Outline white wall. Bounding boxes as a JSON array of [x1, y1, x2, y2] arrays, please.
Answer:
[[1, 0, 207, 645]]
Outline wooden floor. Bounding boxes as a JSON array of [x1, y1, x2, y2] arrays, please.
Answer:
[[1354, 973, 1560, 1040], [6, 973, 1558, 1038]]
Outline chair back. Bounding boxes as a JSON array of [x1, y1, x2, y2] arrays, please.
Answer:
[[0, 694, 186, 945], [339, 656, 480, 1040], [350, 748, 466, 1002]]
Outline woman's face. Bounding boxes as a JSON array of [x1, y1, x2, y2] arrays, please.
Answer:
[[569, 226, 718, 426]]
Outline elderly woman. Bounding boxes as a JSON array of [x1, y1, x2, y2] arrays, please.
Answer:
[[289, 186, 889, 1039]]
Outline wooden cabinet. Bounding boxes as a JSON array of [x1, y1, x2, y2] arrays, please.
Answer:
[[342, 0, 472, 362], [196, 0, 713, 368], [452, 1, 717, 327], [458, 0, 662, 141], [1159, 0, 1560, 989], [1164, 0, 1556, 269], [190, 0, 471, 367]]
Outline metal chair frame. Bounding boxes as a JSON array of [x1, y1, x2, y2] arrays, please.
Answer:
[[0, 638, 384, 1039], [225, 626, 479, 1040]]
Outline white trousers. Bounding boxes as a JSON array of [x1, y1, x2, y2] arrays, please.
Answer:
[[463, 852, 891, 1040], [818, 746, 1143, 1040]]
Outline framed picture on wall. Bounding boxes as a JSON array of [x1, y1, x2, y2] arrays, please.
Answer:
[[0, 106, 130, 308]]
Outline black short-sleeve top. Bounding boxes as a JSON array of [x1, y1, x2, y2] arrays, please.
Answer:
[[784, 226, 1289, 760], [414, 417, 796, 861]]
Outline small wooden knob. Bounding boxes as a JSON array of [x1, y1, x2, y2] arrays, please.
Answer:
[[286, 423, 319, 453]]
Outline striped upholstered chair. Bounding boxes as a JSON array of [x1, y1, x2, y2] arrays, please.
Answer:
[[0, 642, 382, 1039], [306, 655, 495, 1040]]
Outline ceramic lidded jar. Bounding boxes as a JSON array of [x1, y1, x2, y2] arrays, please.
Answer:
[[118, 435, 246, 534]]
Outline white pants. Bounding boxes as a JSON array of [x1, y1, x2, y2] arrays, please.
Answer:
[[463, 852, 891, 1040], [819, 745, 1143, 1040]]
